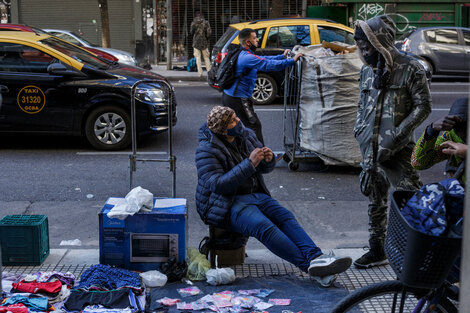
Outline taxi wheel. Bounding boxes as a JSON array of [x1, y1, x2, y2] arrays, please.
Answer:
[[85, 106, 131, 151], [252, 73, 277, 105]]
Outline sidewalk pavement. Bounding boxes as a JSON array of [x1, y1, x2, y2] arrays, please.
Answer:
[[149, 64, 210, 82]]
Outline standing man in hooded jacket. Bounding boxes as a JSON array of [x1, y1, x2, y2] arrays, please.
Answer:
[[191, 12, 212, 77], [353, 15, 432, 269], [222, 28, 303, 144]]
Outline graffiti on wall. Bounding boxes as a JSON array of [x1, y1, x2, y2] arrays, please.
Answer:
[[357, 3, 410, 33], [418, 13, 448, 22]]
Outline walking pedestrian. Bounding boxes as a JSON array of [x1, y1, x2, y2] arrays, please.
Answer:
[[190, 12, 212, 77], [222, 28, 302, 144], [353, 15, 432, 269]]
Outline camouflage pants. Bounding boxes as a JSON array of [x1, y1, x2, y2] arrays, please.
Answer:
[[362, 146, 422, 245]]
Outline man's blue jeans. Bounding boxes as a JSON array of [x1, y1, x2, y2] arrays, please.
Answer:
[[227, 193, 322, 272]]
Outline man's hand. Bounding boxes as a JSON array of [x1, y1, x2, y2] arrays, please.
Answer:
[[293, 53, 303, 62], [262, 147, 273, 162], [432, 115, 461, 132], [283, 49, 291, 58], [249, 148, 265, 167], [440, 141, 467, 158]]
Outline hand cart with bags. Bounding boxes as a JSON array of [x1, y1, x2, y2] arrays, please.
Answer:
[[283, 43, 362, 171]]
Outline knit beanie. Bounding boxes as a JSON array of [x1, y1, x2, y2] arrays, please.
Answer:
[[207, 106, 235, 135]]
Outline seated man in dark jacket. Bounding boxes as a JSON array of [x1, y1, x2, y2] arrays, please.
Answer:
[[195, 106, 352, 287]]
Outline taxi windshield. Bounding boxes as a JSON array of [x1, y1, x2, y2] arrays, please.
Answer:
[[40, 37, 110, 70]]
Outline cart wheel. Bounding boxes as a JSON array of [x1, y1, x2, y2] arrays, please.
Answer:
[[288, 161, 299, 171], [282, 153, 291, 163]]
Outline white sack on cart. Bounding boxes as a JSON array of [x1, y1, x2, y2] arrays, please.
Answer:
[[294, 45, 362, 166], [107, 186, 153, 220]]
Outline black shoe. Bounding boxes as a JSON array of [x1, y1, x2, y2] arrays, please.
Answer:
[[353, 250, 388, 269]]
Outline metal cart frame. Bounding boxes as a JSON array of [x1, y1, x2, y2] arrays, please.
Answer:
[[129, 79, 176, 197], [282, 60, 321, 171]]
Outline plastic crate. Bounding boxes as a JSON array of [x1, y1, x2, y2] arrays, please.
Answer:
[[0, 215, 49, 265], [385, 191, 461, 289]]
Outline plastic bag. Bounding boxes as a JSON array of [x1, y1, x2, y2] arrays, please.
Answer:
[[205, 267, 235, 286], [159, 256, 188, 283], [107, 186, 153, 220], [186, 247, 211, 281], [139, 270, 167, 287]]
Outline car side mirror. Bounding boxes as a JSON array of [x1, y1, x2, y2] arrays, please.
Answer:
[[0, 85, 8, 93], [47, 63, 85, 77]]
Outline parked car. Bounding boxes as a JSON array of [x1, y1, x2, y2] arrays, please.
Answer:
[[0, 24, 119, 62], [43, 29, 137, 66], [209, 18, 355, 105], [395, 26, 470, 76], [0, 31, 176, 150]]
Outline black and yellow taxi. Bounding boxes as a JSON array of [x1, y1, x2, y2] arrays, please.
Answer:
[[0, 31, 176, 150]]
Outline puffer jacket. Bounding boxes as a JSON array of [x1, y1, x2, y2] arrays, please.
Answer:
[[354, 15, 432, 170], [191, 16, 211, 51], [195, 123, 275, 227]]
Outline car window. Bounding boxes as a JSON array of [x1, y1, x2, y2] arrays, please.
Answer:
[[463, 30, 470, 46], [0, 42, 55, 73], [40, 37, 109, 70], [255, 28, 266, 44], [318, 26, 355, 45], [425, 29, 459, 45], [266, 25, 310, 48], [49, 32, 82, 46], [216, 27, 237, 48]]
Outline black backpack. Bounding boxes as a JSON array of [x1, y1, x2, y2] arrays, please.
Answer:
[[214, 44, 245, 90]]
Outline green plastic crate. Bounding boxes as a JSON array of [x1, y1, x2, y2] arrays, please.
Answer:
[[0, 215, 49, 265]]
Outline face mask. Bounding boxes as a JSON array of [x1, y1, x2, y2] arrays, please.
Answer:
[[227, 121, 244, 137], [364, 50, 379, 67], [248, 42, 257, 52]]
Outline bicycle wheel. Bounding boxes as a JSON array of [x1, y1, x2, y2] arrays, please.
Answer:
[[331, 280, 457, 313]]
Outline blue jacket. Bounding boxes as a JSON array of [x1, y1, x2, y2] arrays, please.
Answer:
[[223, 49, 295, 98], [195, 123, 276, 227]]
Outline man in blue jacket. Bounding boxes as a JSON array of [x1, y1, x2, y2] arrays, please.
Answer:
[[195, 106, 352, 287], [222, 28, 303, 144]]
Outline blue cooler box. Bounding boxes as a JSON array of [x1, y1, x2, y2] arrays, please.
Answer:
[[99, 197, 187, 271]]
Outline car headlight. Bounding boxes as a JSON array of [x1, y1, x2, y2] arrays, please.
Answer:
[[135, 87, 166, 104]]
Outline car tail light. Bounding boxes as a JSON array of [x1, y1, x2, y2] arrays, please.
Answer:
[[215, 52, 227, 64], [402, 38, 410, 52]]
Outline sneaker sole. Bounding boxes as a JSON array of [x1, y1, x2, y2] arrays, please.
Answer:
[[353, 259, 389, 269], [308, 257, 352, 277]]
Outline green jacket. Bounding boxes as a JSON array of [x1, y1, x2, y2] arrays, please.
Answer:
[[354, 15, 432, 171]]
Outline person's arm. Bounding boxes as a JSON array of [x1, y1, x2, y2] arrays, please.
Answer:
[[264, 54, 285, 60], [243, 52, 295, 72], [394, 63, 432, 150], [354, 67, 366, 137], [205, 21, 211, 39], [440, 141, 467, 158], [257, 147, 276, 174], [196, 146, 257, 195]]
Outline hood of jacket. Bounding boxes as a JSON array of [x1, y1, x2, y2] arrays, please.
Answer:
[[355, 15, 398, 70]]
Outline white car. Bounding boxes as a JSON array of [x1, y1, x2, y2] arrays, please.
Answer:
[[43, 29, 137, 66]]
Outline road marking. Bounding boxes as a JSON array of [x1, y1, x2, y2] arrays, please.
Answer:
[[431, 91, 469, 95], [77, 151, 167, 155]]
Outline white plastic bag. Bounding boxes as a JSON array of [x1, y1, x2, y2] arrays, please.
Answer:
[[205, 267, 235, 286], [139, 270, 168, 287], [107, 186, 153, 220]]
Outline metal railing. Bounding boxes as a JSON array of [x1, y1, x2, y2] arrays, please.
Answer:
[[129, 79, 176, 197]]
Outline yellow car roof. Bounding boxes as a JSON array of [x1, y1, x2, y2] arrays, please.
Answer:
[[0, 31, 87, 70], [229, 18, 353, 32]]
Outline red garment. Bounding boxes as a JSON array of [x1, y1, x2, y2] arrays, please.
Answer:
[[0, 303, 29, 313], [12, 280, 62, 294]]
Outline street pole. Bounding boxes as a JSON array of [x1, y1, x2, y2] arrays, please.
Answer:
[[460, 97, 470, 311], [301, 0, 307, 18], [166, 0, 173, 70]]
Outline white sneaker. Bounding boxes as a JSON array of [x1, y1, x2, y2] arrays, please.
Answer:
[[311, 274, 338, 288], [308, 252, 352, 277]]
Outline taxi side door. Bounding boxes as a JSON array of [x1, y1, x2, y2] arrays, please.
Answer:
[[0, 42, 75, 132]]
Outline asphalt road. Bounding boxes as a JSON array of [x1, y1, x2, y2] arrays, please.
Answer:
[[0, 79, 468, 249]]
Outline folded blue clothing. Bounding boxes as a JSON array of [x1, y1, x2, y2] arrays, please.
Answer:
[[3, 294, 49, 311], [76, 264, 141, 291]]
